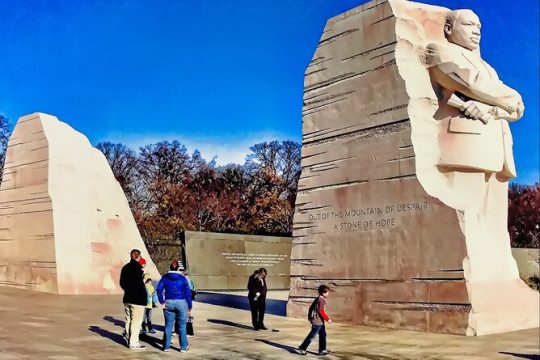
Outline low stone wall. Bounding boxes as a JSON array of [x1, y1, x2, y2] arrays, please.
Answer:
[[513, 248, 540, 279]]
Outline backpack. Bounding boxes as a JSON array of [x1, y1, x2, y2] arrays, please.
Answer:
[[307, 297, 319, 322]]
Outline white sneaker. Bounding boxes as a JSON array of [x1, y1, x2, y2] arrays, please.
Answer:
[[129, 343, 146, 350], [180, 348, 189, 353]]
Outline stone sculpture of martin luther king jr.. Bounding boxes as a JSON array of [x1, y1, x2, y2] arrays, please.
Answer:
[[424, 9, 540, 336], [426, 8, 527, 284], [427, 9, 524, 181]]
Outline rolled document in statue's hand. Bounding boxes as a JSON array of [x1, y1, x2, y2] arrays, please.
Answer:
[[447, 94, 489, 124]]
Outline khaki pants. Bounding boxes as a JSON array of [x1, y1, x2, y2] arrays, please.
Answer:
[[124, 303, 145, 346]]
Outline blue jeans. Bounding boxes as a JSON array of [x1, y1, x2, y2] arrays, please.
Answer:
[[299, 324, 326, 352], [163, 299, 188, 350]]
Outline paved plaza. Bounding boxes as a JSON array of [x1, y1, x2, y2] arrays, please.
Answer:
[[0, 287, 538, 360]]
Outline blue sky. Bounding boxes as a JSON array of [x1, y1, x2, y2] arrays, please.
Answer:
[[0, 0, 538, 183]]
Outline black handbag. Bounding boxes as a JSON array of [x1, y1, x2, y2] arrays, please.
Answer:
[[187, 315, 194, 336]]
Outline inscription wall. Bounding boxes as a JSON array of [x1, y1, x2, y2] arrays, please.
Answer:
[[184, 231, 292, 290]]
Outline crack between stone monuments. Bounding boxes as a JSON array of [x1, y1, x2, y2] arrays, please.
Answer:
[[0, 209, 53, 216], [303, 130, 331, 139], [304, 57, 396, 94], [304, 155, 359, 170], [305, 67, 327, 77], [371, 14, 394, 25], [386, 155, 415, 163], [326, 0, 389, 27], [369, 49, 395, 61], [298, 174, 321, 181], [342, 41, 397, 62], [317, 28, 359, 48], [375, 174, 416, 182], [17, 115, 42, 124], [398, 144, 413, 149], [307, 57, 330, 69], [373, 301, 471, 312], [306, 164, 336, 173], [302, 97, 350, 117], [298, 180, 369, 194], [2, 159, 48, 171], [410, 277, 465, 282], [305, 118, 409, 147], [0, 196, 50, 205], [292, 225, 317, 231], [304, 91, 329, 101], [369, 103, 408, 117], [304, 91, 356, 107], [303, 123, 361, 143], [7, 138, 47, 147], [298, 205, 330, 211], [299, 277, 400, 283]]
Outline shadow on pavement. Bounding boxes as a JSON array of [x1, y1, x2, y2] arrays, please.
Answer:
[[88, 325, 126, 347], [103, 315, 165, 332], [195, 292, 287, 316], [500, 352, 540, 360], [255, 339, 300, 354], [207, 318, 255, 330], [103, 316, 124, 328], [91, 321, 165, 351]]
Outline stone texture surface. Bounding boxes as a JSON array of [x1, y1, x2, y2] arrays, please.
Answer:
[[1, 286, 539, 359], [287, 0, 539, 336], [0, 113, 159, 294], [185, 231, 292, 290]]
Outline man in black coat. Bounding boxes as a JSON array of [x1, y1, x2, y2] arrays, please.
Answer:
[[257, 268, 268, 330], [247, 268, 268, 330], [119, 249, 148, 350]]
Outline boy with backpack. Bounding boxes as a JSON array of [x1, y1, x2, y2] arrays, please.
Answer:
[[297, 284, 331, 355]]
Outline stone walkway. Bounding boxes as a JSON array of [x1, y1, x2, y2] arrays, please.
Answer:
[[0, 287, 538, 359]]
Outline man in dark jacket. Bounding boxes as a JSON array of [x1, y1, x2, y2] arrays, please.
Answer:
[[156, 260, 193, 353], [257, 267, 268, 330], [247, 268, 268, 330], [119, 249, 148, 350]]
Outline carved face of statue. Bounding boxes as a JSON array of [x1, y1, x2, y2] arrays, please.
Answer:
[[445, 10, 481, 51]]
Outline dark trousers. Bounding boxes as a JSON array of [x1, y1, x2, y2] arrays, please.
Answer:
[[141, 308, 153, 332], [299, 324, 326, 352], [248, 298, 266, 329]]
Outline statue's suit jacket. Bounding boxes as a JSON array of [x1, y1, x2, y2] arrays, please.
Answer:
[[427, 42, 520, 179]]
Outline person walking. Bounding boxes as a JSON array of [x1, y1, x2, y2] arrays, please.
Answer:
[[119, 249, 148, 350], [156, 260, 193, 353], [141, 273, 158, 334], [298, 284, 332, 355]]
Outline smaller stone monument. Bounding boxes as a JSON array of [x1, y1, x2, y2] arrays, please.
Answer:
[[0, 113, 159, 294]]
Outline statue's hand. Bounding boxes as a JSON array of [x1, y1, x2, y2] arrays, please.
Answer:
[[462, 101, 489, 122]]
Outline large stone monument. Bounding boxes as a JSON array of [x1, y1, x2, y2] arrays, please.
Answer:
[[287, 0, 539, 335], [0, 113, 159, 294]]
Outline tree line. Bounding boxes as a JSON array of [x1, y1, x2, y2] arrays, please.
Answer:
[[0, 114, 537, 248], [96, 140, 301, 242]]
